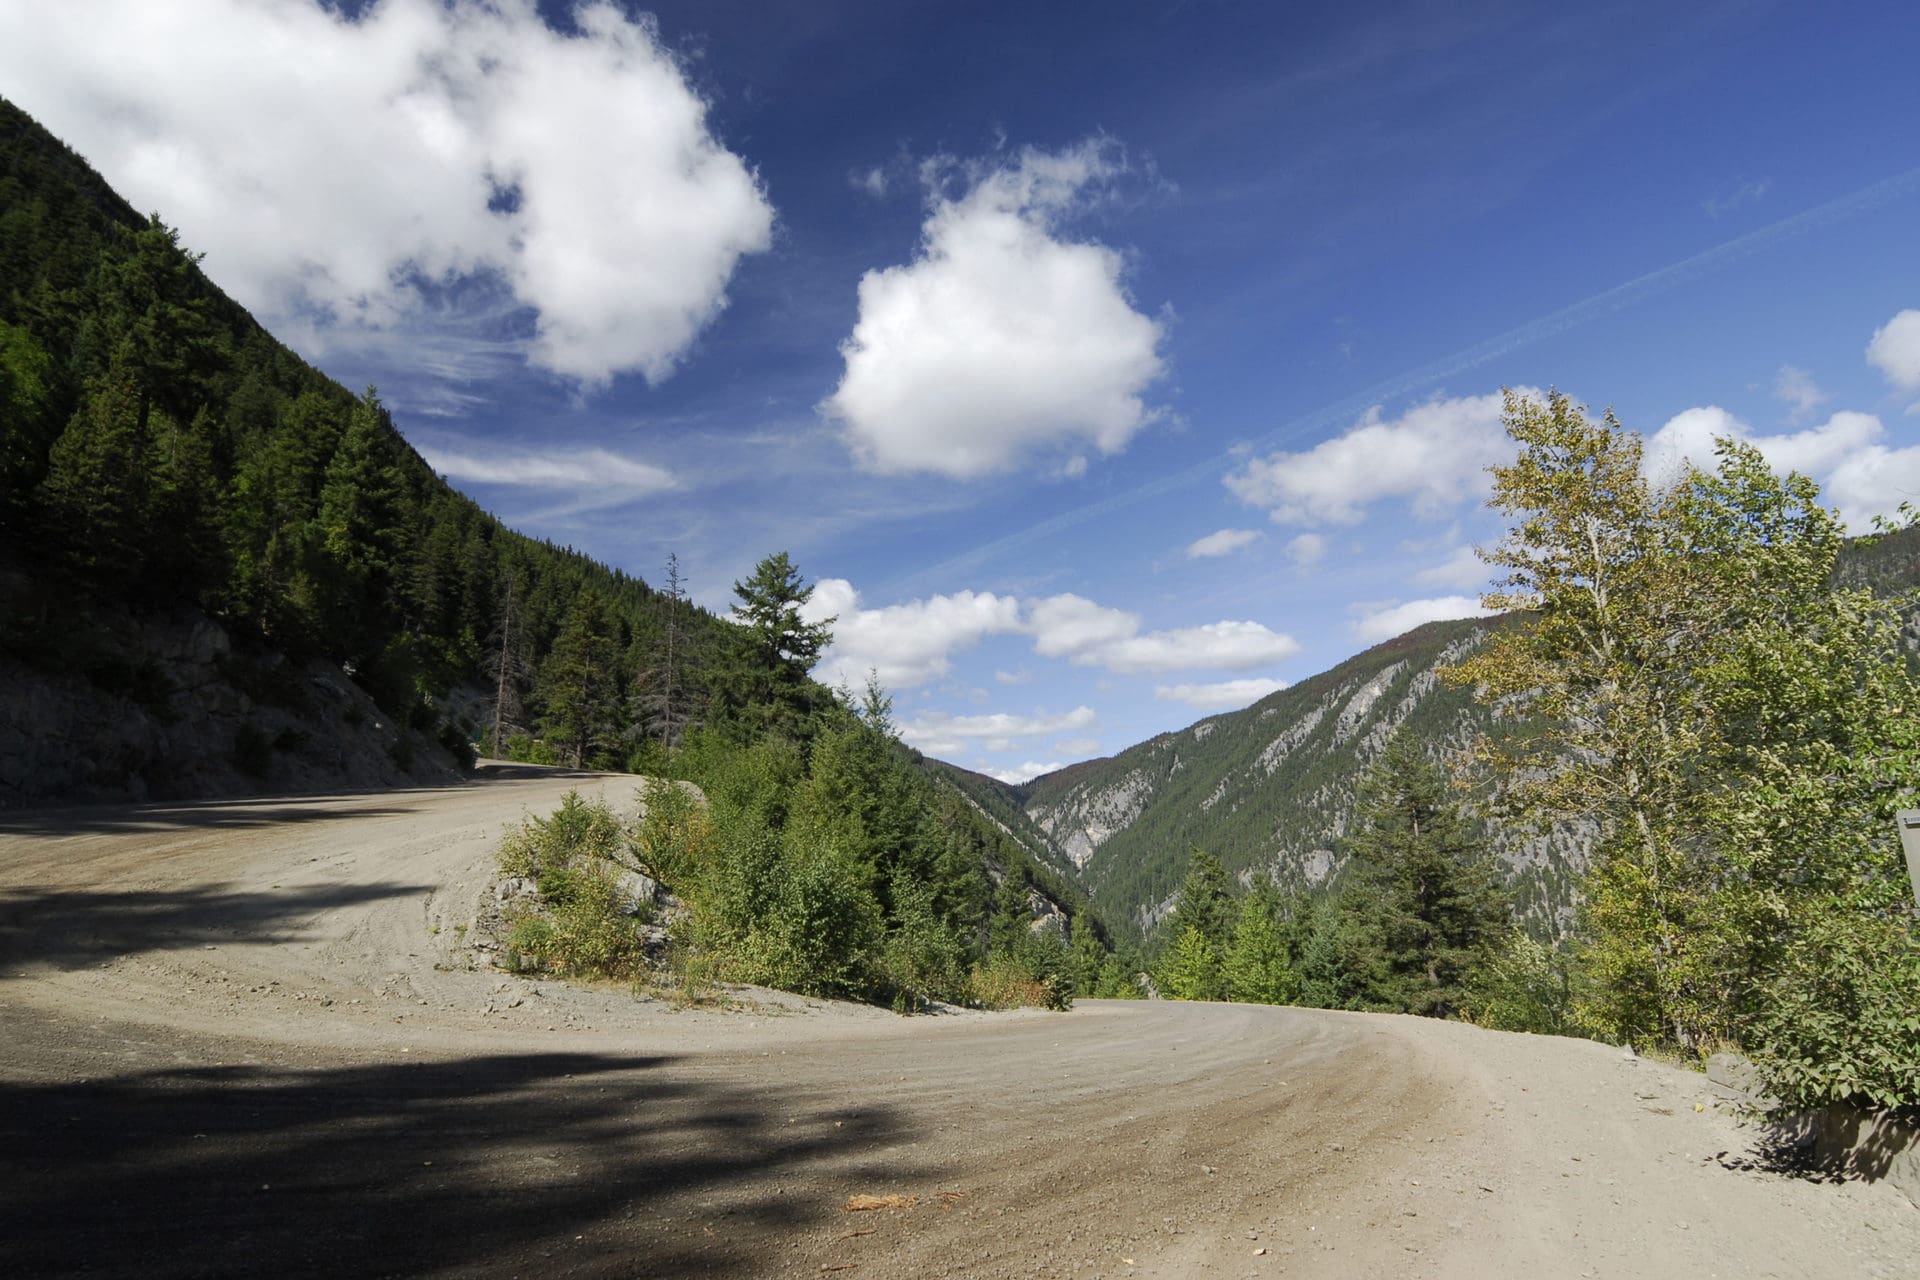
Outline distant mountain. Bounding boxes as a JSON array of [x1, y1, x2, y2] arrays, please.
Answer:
[[974, 526, 1920, 939]]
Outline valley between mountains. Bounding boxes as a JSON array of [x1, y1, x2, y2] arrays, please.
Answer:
[[2, 766, 1910, 1280]]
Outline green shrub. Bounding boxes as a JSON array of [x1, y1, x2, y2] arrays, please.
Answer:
[[874, 875, 969, 1009], [632, 777, 710, 890], [737, 854, 882, 999], [969, 952, 1066, 1010], [501, 733, 559, 765], [1752, 909, 1920, 1117], [1466, 929, 1580, 1035], [495, 790, 648, 979]]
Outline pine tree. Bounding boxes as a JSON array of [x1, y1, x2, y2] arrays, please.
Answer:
[[485, 572, 533, 758], [1341, 737, 1510, 1017], [539, 588, 617, 769], [713, 551, 834, 739], [1224, 874, 1297, 1005], [1161, 924, 1223, 1001], [38, 364, 144, 583]]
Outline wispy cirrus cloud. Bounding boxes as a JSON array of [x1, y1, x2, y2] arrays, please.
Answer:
[[419, 442, 678, 515]]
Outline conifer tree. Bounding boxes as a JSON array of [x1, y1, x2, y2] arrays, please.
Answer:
[[1224, 874, 1298, 1005], [1162, 924, 1223, 1001], [713, 551, 834, 739], [1340, 736, 1509, 1017], [539, 588, 617, 768]]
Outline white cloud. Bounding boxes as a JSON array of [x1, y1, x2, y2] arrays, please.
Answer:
[[1824, 442, 1920, 529], [1154, 678, 1289, 711], [900, 706, 1097, 758], [976, 761, 1067, 785], [802, 579, 1023, 692], [1285, 532, 1327, 567], [422, 444, 675, 493], [1025, 594, 1299, 674], [822, 139, 1166, 477], [0, 0, 774, 385], [994, 669, 1031, 685], [1772, 365, 1827, 421], [1026, 594, 1141, 661], [1868, 309, 1920, 393], [1643, 406, 1884, 484], [1411, 545, 1486, 590], [1225, 390, 1527, 525], [1351, 596, 1494, 644], [1186, 528, 1261, 559], [1053, 736, 1103, 755]]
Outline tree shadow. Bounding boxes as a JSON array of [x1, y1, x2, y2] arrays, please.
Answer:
[[0, 800, 424, 837], [1715, 1104, 1919, 1190], [0, 881, 428, 974], [0, 1049, 916, 1278], [0, 761, 614, 837]]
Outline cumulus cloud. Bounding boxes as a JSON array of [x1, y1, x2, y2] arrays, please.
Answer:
[[1186, 528, 1261, 559], [1285, 533, 1328, 568], [1411, 545, 1486, 590], [1025, 594, 1299, 674], [900, 707, 1097, 758], [1868, 309, 1920, 394], [1225, 390, 1528, 525], [802, 579, 1023, 692], [1824, 442, 1920, 528], [1351, 596, 1494, 644], [1772, 365, 1827, 421], [1641, 404, 1914, 528], [822, 139, 1166, 477], [0, 0, 774, 385], [1643, 406, 1884, 484], [1154, 678, 1289, 711]]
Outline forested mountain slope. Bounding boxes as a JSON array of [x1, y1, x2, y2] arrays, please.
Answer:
[[997, 526, 1920, 939], [0, 97, 726, 804]]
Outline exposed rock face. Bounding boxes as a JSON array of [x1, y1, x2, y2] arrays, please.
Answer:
[[1013, 617, 1587, 936], [0, 603, 462, 809], [1029, 765, 1157, 869]]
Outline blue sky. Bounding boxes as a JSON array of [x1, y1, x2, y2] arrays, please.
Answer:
[[5, 0, 1919, 780]]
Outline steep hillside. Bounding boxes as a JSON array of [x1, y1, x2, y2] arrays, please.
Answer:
[[1007, 524, 1920, 937], [0, 97, 730, 805]]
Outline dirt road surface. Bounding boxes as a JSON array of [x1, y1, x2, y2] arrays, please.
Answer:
[[2, 767, 1912, 1279]]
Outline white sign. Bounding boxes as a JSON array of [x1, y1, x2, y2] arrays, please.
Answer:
[[1899, 810, 1920, 910]]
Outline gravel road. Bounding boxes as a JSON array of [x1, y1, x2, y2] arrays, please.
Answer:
[[1, 767, 1912, 1279]]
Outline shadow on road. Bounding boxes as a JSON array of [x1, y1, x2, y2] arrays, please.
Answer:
[[0, 1050, 909, 1278], [0, 881, 427, 973], [0, 800, 426, 837], [0, 762, 615, 837]]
